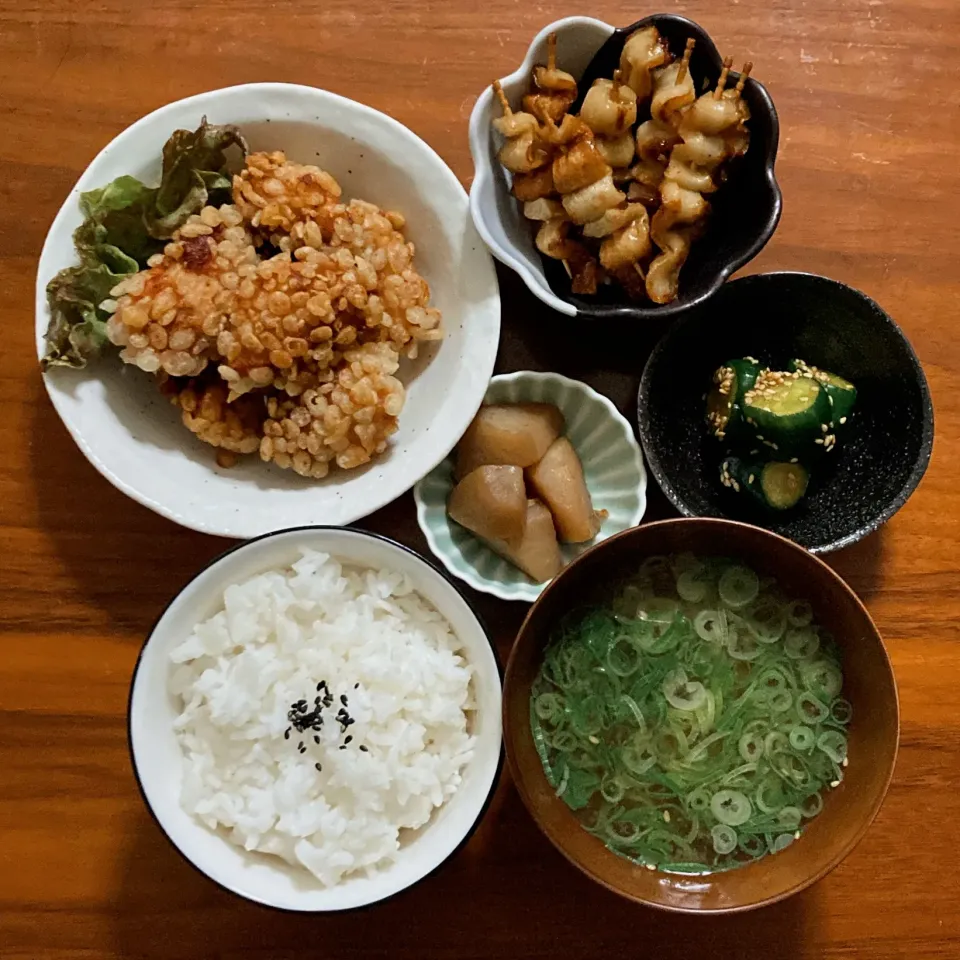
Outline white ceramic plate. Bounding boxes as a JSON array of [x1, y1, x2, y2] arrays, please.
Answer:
[[414, 372, 647, 602], [468, 17, 614, 316], [128, 526, 502, 911], [37, 83, 500, 538]]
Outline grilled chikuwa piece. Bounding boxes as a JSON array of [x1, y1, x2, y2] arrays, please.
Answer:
[[646, 58, 752, 303], [522, 33, 578, 123], [491, 81, 550, 174]]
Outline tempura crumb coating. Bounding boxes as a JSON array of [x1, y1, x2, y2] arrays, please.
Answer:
[[164, 376, 266, 455], [103, 151, 442, 476], [259, 342, 405, 478], [106, 205, 256, 377], [232, 150, 343, 232]]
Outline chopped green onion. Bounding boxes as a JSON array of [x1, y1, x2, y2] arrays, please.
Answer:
[[745, 597, 788, 643], [677, 567, 709, 603], [796, 692, 829, 724], [816, 730, 848, 764], [801, 792, 824, 818], [694, 609, 728, 644], [531, 555, 849, 874], [771, 833, 796, 853], [534, 692, 565, 723], [786, 600, 813, 628], [718, 566, 760, 609], [738, 833, 766, 858], [738, 731, 764, 763], [764, 731, 789, 756], [601, 776, 626, 804], [801, 660, 843, 700], [607, 636, 642, 676], [711, 824, 738, 854], [711, 789, 753, 826], [768, 689, 794, 713], [785, 628, 820, 660], [830, 697, 853, 725], [778, 806, 802, 830], [662, 668, 708, 711], [789, 725, 816, 752]]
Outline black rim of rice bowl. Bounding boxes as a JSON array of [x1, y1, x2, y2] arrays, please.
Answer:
[[127, 524, 504, 912]]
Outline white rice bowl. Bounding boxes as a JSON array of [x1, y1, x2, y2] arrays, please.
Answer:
[[128, 527, 502, 911], [170, 550, 476, 887]]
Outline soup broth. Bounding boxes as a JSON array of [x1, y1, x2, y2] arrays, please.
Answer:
[[530, 554, 851, 873]]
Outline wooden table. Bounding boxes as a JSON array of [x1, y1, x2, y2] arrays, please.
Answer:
[[2, 1, 958, 957]]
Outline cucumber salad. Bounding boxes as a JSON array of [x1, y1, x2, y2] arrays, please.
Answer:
[[706, 357, 857, 511]]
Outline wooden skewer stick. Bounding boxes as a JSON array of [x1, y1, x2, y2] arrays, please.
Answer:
[[492, 80, 512, 117], [676, 38, 696, 84], [734, 61, 753, 96], [714, 56, 734, 99], [547, 33, 557, 73], [612, 67, 623, 97]]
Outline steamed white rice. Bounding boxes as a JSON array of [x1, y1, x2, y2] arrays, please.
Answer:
[[169, 549, 475, 886]]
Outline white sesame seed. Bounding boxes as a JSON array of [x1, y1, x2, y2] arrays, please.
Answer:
[[748, 474, 755, 484], [588, 735, 600, 744], [794, 831, 801, 840], [815, 438, 824, 445], [821, 423, 828, 433], [842, 757, 849, 768], [645, 863, 656, 871], [830, 779, 840, 788], [839, 416, 847, 424], [790, 457, 799, 463], [663, 811, 671, 822]]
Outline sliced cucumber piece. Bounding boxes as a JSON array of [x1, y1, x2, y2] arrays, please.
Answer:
[[705, 358, 762, 440], [743, 373, 832, 456], [721, 456, 810, 511], [788, 359, 857, 427]]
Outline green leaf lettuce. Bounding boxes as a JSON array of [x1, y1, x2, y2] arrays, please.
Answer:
[[42, 120, 247, 369]]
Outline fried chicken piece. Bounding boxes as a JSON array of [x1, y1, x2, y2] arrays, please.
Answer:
[[232, 151, 342, 232], [216, 199, 441, 398], [259, 342, 405, 478], [106, 205, 257, 377]]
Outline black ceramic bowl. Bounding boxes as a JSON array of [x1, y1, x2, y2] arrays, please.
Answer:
[[638, 272, 934, 552], [541, 13, 782, 322]]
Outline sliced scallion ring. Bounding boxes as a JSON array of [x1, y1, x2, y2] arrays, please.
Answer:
[[718, 566, 760, 609], [801, 659, 843, 700], [784, 627, 820, 660], [662, 668, 708, 711], [694, 608, 728, 644], [778, 806, 802, 830], [738, 731, 765, 763], [771, 832, 796, 853], [711, 823, 738, 855], [786, 600, 813, 627], [789, 724, 816, 752], [677, 567, 709, 603], [816, 730, 848, 764], [711, 789, 753, 826], [830, 697, 853, 725], [801, 792, 824, 818]]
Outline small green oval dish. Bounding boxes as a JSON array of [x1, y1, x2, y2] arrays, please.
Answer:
[[414, 371, 647, 602]]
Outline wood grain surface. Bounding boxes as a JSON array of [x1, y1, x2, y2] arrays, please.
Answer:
[[1, 1, 958, 957]]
